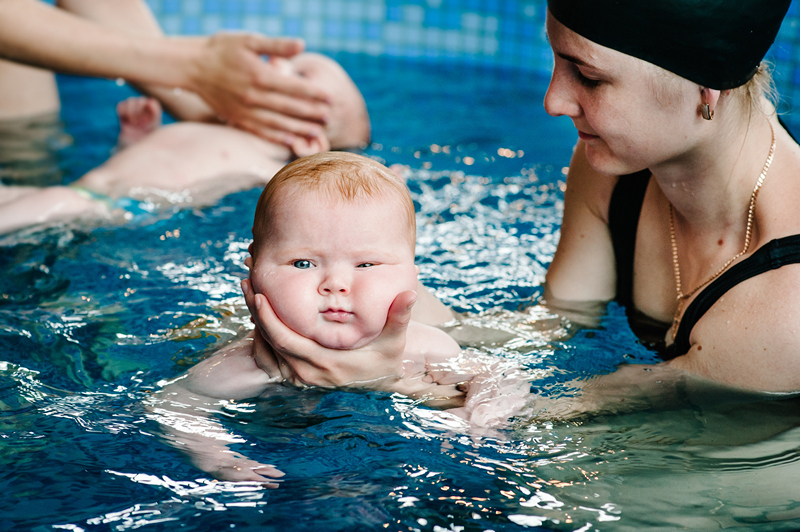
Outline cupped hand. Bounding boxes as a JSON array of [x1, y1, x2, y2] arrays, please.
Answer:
[[241, 278, 414, 390], [189, 33, 332, 145], [193, 449, 285, 487]]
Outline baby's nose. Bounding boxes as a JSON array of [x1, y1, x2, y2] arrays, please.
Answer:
[[319, 272, 350, 294]]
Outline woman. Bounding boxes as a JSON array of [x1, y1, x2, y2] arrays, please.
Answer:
[[242, 0, 800, 404], [542, 0, 799, 392]]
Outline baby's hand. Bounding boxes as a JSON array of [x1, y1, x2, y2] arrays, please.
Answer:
[[191, 448, 284, 487], [459, 365, 532, 428]]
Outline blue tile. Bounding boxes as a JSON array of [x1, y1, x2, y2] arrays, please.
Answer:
[[162, 0, 180, 15], [325, 20, 342, 37], [446, 12, 461, 30], [503, 19, 518, 35], [222, 15, 241, 29], [203, 0, 220, 14], [285, 18, 302, 36], [367, 23, 381, 40], [182, 17, 201, 34], [386, 6, 403, 22], [521, 21, 536, 37], [265, 0, 281, 15], [244, 0, 260, 14], [223, 1, 241, 15], [425, 9, 441, 27], [346, 21, 362, 38], [505, 0, 520, 14]]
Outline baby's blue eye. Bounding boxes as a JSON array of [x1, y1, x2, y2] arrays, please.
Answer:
[[293, 260, 313, 269], [357, 263, 375, 268]]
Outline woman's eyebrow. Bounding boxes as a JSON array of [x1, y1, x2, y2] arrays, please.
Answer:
[[557, 52, 591, 67]]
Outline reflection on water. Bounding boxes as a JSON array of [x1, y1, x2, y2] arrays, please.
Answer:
[[0, 111, 72, 186], [2, 61, 800, 531]]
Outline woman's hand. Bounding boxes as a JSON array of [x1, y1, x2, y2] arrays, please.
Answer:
[[187, 33, 332, 145], [241, 278, 415, 390]]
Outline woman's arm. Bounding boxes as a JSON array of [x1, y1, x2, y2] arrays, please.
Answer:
[[55, 0, 215, 122], [0, 0, 331, 143], [545, 141, 618, 302]]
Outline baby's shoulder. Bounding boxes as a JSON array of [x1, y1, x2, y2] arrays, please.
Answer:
[[183, 331, 282, 400]]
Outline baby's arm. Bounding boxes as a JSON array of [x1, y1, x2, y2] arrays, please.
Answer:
[[149, 331, 284, 483]]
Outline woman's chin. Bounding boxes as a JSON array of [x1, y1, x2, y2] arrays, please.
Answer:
[[584, 144, 644, 177]]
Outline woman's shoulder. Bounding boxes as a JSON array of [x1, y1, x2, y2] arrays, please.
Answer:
[[678, 259, 800, 392]]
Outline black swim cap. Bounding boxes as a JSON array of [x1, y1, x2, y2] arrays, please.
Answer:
[[548, 0, 792, 89]]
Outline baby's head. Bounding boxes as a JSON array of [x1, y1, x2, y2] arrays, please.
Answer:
[[273, 53, 371, 152], [250, 152, 417, 350]]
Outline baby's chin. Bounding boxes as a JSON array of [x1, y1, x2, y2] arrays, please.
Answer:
[[312, 331, 379, 351]]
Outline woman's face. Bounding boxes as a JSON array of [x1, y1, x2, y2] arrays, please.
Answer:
[[544, 12, 700, 176]]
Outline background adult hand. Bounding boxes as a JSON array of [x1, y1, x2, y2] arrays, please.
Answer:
[[241, 278, 415, 390], [188, 33, 332, 145]]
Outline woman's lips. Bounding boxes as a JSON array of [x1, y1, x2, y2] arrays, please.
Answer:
[[578, 130, 599, 141]]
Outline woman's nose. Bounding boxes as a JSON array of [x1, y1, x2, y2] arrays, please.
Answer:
[[544, 66, 581, 118]]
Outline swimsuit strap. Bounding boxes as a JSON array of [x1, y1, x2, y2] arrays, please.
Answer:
[[670, 234, 800, 355], [69, 185, 114, 206], [70, 185, 153, 218], [608, 170, 651, 308]]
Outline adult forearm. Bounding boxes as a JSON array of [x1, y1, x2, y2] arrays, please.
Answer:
[[56, 0, 163, 37], [0, 0, 198, 87], [53, 0, 217, 121]]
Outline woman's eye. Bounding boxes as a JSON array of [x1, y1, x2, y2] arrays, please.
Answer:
[[575, 70, 601, 89], [293, 260, 313, 269], [356, 262, 375, 268]]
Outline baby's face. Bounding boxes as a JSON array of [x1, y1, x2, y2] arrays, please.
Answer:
[[251, 190, 417, 350]]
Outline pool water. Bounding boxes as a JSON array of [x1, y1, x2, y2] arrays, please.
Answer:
[[3, 55, 800, 531]]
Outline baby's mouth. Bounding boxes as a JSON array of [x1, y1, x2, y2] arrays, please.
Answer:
[[321, 308, 354, 323]]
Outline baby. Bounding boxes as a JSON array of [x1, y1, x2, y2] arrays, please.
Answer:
[[0, 52, 370, 235], [152, 152, 481, 483]]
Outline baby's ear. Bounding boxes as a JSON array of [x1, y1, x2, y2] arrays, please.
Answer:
[[290, 132, 331, 158], [415, 265, 420, 276]]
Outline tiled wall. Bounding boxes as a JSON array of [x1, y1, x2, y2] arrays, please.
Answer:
[[147, 0, 549, 72], [144, 0, 800, 111]]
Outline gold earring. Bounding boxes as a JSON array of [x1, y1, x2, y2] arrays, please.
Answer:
[[701, 103, 714, 120]]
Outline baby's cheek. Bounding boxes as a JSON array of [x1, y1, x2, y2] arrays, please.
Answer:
[[250, 266, 281, 296]]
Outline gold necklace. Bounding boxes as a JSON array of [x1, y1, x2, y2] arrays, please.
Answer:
[[669, 121, 776, 338]]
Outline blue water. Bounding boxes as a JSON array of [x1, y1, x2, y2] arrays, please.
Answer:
[[3, 56, 800, 531]]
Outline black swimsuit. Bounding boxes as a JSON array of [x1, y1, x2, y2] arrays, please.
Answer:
[[608, 171, 800, 360]]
